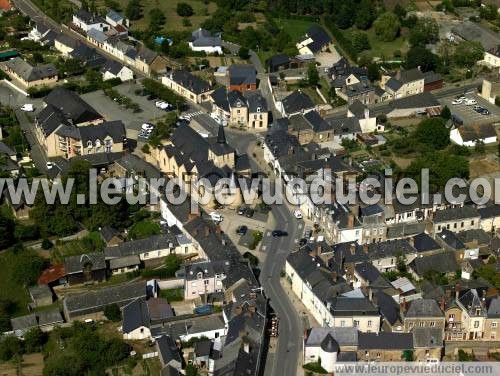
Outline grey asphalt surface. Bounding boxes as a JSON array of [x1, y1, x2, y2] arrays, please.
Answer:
[[439, 93, 500, 126]]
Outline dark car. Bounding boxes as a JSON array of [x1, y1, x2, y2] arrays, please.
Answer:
[[473, 105, 483, 113], [237, 206, 246, 215], [299, 238, 308, 246], [272, 230, 288, 237], [480, 108, 490, 115], [236, 225, 248, 235], [245, 208, 254, 218]]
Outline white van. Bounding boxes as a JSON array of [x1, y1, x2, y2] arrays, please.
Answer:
[[210, 212, 223, 222]]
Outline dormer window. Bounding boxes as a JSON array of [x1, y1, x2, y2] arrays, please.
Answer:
[[95, 139, 101, 148], [197, 272, 203, 279], [87, 140, 93, 148], [257, 107, 261, 113]]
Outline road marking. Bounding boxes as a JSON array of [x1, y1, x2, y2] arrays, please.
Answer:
[[261, 245, 267, 251], [294, 239, 298, 243]]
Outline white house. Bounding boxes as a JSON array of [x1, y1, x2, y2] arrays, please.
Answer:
[[72, 9, 109, 33], [106, 10, 128, 27], [101, 60, 134, 81], [483, 45, 500, 72], [347, 100, 380, 133], [189, 28, 222, 54], [450, 124, 497, 147]]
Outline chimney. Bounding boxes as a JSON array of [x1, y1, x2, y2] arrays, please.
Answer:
[[455, 283, 460, 300], [439, 296, 445, 312], [368, 288, 373, 302], [363, 243, 369, 254], [400, 298, 408, 313], [347, 213, 354, 229], [243, 341, 250, 354], [350, 243, 356, 255], [215, 225, 222, 234], [288, 146, 294, 155], [408, 237, 415, 248], [331, 270, 337, 282], [205, 226, 210, 237], [364, 108, 369, 119], [187, 211, 199, 222], [446, 289, 452, 298], [235, 305, 242, 315]]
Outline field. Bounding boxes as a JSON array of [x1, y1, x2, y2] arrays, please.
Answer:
[[0, 353, 44, 375], [272, 18, 317, 41], [364, 27, 408, 61], [0, 251, 31, 317], [113, 0, 217, 32]]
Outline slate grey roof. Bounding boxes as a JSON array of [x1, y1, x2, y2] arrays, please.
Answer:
[[305, 327, 358, 347], [44, 88, 102, 124], [385, 77, 402, 92], [29, 284, 52, 301], [136, 46, 157, 64], [87, 28, 108, 43], [109, 255, 140, 269], [423, 71, 442, 85], [5, 57, 57, 82], [389, 92, 440, 110], [243, 90, 268, 112], [456, 228, 492, 245], [64, 252, 106, 275], [229, 64, 256, 86], [375, 290, 401, 325], [398, 68, 424, 83], [348, 100, 368, 118], [302, 25, 331, 53], [412, 233, 441, 253], [0, 141, 16, 156], [170, 70, 211, 94], [74, 9, 105, 24], [412, 327, 443, 348], [281, 90, 315, 115], [64, 281, 146, 315], [11, 309, 63, 332], [326, 116, 362, 135], [436, 229, 465, 250], [405, 299, 443, 318], [102, 59, 124, 75], [157, 335, 182, 365], [55, 34, 79, 49], [151, 314, 226, 339], [387, 222, 427, 239], [409, 251, 459, 276], [457, 123, 497, 142], [190, 28, 221, 48], [266, 54, 290, 69], [70, 43, 106, 67], [122, 297, 150, 333], [106, 10, 124, 23], [264, 129, 301, 159], [433, 206, 480, 223], [105, 234, 177, 259], [487, 296, 500, 318], [478, 204, 500, 219], [321, 333, 339, 352], [328, 296, 378, 316], [77, 120, 126, 144], [358, 332, 413, 350]]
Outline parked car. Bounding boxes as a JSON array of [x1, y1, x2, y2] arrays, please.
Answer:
[[209, 211, 223, 222], [480, 108, 490, 115], [245, 208, 254, 218], [46, 161, 55, 169], [451, 99, 462, 105], [272, 230, 288, 237], [464, 98, 477, 106], [237, 206, 246, 215], [141, 123, 154, 131], [293, 209, 303, 219], [299, 238, 308, 246], [236, 225, 248, 235], [20, 104, 34, 112], [304, 229, 312, 239]]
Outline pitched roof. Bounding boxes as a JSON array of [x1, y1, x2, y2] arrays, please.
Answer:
[[457, 123, 497, 142], [389, 92, 440, 110], [305, 327, 358, 347], [478, 204, 500, 219], [433, 206, 480, 223], [281, 90, 315, 115], [102, 59, 125, 75], [405, 299, 443, 318], [328, 296, 378, 316], [77, 120, 126, 144], [190, 28, 221, 48], [44, 88, 102, 124], [375, 290, 401, 325], [412, 327, 443, 348], [410, 251, 459, 276], [436, 229, 465, 250], [358, 332, 413, 350], [122, 297, 150, 333], [106, 10, 124, 23], [5, 57, 57, 82], [169, 70, 211, 94], [156, 335, 181, 365], [64, 252, 106, 275], [302, 25, 331, 53], [0, 141, 16, 156], [412, 233, 441, 252], [320, 333, 339, 352], [266, 54, 290, 69], [229, 64, 256, 86], [70, 43, 107, 67], [105, 234, 178, 259], [348, 100, 368, 118]]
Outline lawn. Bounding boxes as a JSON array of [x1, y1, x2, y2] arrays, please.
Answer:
[[364, 27, 408, 61], [0, 252, 31, 317], [159, 288, 184, 302], [272, 18, 317, 41], [113, 0, 217, 32], [127, 220, 161, 240], [287, 83, 326, 105]]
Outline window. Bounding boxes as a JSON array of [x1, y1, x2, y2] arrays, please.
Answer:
[[430, 322, 435, 327], [204, 280, 209, 285], [492, 322, 497, 328], [474, 321, 479, 328], [354, 320, 359, 327], [144, 252, 149, 258], [419, 322, 424, 327], [471, 220, 474, 225], [367, 320, 372, 327], [461, 221, 464, 228], [340, 321, 345, 327]]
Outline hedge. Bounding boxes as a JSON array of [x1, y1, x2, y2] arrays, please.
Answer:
[[324, 17, 358, 62]]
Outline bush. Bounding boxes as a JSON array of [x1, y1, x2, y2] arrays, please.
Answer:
[[373, 12, 400, 42], [324, 17, 358, 61], [177, 2, 194, 17], [104, 304, 122, 322], [238, 47, 250, 60]]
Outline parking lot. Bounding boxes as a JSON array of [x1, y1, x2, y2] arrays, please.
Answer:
[[439, 93, 500, 126]]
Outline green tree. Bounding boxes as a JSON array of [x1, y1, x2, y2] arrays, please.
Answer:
[[409, 17, 439, 46], [0, 213, 15, 249], [186, 364, 200, 376], [367, 62, 380, 81], [305, 63, 319, 87], [373, 12, 400, 42], [479, 4, 497, 20], [238, 47, 250, 60], [402, 349, 414, 361], [458, 349, 475, 361], [104, 304, 122, 322], [393, 4, 407, 19], [177, 2, 194, 17], [11, 247, 46, 287], [355, 0, 375, 30], [453, 41, 484, 68], [0, 335, 23, 361], [0, 300, 14, 332], [441, 105, 451, 120], [164, 254, 182, 277], [405, 45, 440, 72], [414, 117, 450, 149], [352, 31, 370, 53], [24, 327, 48, 353], [125, 0, 142, 21]]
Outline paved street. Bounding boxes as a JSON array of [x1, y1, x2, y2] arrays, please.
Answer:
[[439, 93, 500, 126]]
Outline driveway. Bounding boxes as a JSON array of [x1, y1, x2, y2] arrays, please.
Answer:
[[314, 47, 342, 68]]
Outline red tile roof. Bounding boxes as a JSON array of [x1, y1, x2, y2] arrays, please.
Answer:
[[38, 263, 65, 285], [0, 0, 12, 11]]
